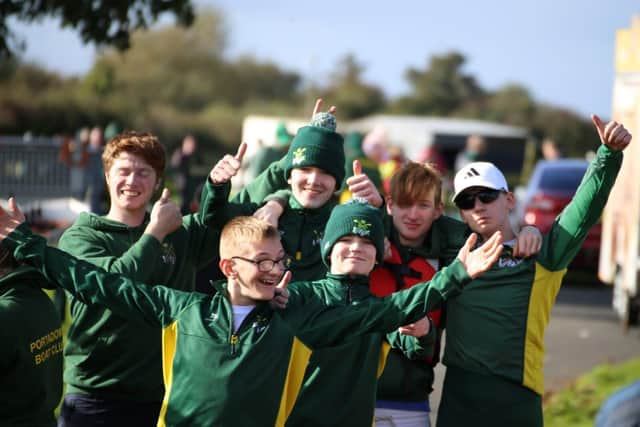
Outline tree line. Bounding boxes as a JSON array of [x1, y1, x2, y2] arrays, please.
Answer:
[[0, 9, 600, 164]]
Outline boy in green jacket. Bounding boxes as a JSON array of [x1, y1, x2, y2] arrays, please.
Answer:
[[0, 198, 502, 427], [56, 131, 221, 426], [437, 115, 631, 427], [228, 102, 383, 281], [0, 245, 63, 427]]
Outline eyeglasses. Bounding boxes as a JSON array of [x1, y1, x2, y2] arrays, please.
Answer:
[[455, 189, 504, 210], [231, 255, 292, 272]]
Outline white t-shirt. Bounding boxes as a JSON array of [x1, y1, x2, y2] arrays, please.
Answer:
[[232, 304, 255, 332]]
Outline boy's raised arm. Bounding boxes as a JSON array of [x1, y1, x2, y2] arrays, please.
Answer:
[[0, 199, 196, 328]]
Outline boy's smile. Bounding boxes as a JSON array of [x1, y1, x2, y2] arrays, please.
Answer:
[[329, 235, 377, 276], [227, 238, 287, 305], [289, 167, 336, 209], [105, 152, 159, 219]]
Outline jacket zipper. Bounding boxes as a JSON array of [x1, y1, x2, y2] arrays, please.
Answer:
[[228, 307, 258, 357], [229, 334, 238, 356], [295, 212, 306, 261]]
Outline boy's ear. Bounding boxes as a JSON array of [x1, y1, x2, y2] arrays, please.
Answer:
[[434, 202, 444, 219], [505, 192, 516, 211], [385, 196, 393, 215], [219, 258, 237, 278]]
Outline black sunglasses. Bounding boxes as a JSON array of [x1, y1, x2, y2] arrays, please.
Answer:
[[455, 189, 504, 210]]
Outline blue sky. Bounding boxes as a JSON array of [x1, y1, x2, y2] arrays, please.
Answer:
[[11, 1, 640, 119]]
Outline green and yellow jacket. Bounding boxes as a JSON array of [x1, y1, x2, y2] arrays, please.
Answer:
[[443, 145, 622, 396], [0, 266, 63, 427], [3, 225, 469, 427], [56, 179, 220, 401], [285, 266, 459, 427]]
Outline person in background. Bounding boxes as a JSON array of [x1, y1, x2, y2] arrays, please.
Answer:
[[454, 134, 486, 172], [85, 126, 106, 214], [248, 122, 293, 180], [541, 137, 562, 160], [171, 134, 200, 214], [0, 243, 63, 427]]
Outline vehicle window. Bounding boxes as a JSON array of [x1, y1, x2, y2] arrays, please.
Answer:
[[539, 166, 586, 192]]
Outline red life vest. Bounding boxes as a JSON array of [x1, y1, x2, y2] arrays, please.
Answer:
[[369, 243, 443, 365]]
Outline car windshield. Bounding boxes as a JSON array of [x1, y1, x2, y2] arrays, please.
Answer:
[[538, 166, 587, 193]]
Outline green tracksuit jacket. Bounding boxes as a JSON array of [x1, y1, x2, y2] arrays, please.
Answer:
[[284, 269, 452, 427], [3, 225, 470, 427], [0, 266, 63, 427], [56, 179, 220, 401], [437, 145, 623, 427]]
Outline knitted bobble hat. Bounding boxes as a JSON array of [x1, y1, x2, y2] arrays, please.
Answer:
[[321, 198, 385, 267], [283, 112, 345, 188]]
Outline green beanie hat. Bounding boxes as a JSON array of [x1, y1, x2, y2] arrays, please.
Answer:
[[321, 198, 385, 267], [283, 114, 345, 189]]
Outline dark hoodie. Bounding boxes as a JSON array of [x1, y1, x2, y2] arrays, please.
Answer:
[[0, 265, 63, 427]]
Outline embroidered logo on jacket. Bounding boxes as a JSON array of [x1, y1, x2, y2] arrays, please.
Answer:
[[497, 247, 524, 268], [252, 315, 269, 335], [292, 148, 306, 165], [312, 229, 324, 247], [498, 257, 524, 268], [352, 218, 372, 236], [161, 243, 177, 265]]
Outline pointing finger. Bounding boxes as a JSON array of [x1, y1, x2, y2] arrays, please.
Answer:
[[235, 142, 247, 162], [277, 270, 291, 289], [312, 98, 323, 117]]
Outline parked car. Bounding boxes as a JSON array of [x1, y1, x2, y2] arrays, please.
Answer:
[[517, 159, 600, 270]]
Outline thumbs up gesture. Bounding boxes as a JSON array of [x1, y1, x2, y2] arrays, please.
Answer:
[[591, 114, 632, 152], [0, 197, 26, 241], [146, 188, 182, 242], [209, 143, 247, 184], [346, 160, 383, 208]]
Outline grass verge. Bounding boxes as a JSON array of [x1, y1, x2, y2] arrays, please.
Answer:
[[543, 357, 640, 427]]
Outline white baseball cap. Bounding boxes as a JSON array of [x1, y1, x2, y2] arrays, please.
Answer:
[[452, 162, 509, 202]]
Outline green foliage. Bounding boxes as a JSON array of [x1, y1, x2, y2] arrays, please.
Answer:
[[543, 357, 640, 427], [0, 11, 601, 164], [1, 0, 195, 57], [318, 54, 386, 119], [392, 51, 484, 115]]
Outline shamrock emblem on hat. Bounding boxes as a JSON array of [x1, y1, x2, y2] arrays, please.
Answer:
[[352, 218, 372, 237], [292, 147, 307, 165]]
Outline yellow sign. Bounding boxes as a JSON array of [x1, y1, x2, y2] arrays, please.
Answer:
[[616, 15, 640, 73]]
